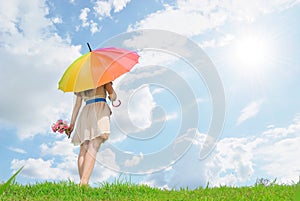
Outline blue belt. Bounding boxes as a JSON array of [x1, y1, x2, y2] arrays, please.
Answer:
[[86, 98, 106, 105]]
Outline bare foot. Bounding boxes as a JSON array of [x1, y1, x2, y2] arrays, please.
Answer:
[[79, 182, 90, 188]]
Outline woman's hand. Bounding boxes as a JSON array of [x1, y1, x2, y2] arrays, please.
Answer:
[[66, 123, 74, 138], [69, 123, 74, 133]]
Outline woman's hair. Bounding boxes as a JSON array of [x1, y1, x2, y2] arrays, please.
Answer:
[[75, 83, 112, 97], [75, 88, 94, 97]]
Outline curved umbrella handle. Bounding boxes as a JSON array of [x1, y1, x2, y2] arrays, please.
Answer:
[[112, 100, 121, 107]]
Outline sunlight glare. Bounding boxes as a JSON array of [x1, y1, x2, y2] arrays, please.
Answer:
[[234, 34, 271, 76]]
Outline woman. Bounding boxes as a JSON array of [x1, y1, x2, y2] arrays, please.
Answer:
[[68, 82, 116, 186]]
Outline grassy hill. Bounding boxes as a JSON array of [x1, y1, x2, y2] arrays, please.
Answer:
[[1, 181, 299, 201]]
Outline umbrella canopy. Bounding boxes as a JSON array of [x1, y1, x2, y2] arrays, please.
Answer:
[[58, 45, 139, 92]]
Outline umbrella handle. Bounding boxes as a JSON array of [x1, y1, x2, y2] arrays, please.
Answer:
[[112, 100, 121, 107]]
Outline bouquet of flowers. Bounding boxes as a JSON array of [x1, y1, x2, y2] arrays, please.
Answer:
[[51, 119, 71, 138]]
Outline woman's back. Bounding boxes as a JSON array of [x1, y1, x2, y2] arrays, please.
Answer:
[[76, 86, 106, 101]]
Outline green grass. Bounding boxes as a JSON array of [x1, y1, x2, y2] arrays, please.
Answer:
[[0, 166, 23, 195], [0, 180, 299, 201]]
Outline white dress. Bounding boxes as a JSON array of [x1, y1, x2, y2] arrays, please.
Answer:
[[71, 86, 116, 146]]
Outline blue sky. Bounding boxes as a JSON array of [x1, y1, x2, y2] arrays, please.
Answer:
[[0, 0, 300, 189]]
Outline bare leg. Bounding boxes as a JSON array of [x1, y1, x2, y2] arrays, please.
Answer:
[[78, 141, 89, 180], [80, 136, 104, 185], [100, 133, 109, 141]]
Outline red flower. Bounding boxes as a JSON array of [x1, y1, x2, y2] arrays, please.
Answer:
[[51, 119, 70, 138]]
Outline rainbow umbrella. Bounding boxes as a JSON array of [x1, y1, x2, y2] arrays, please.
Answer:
[[58, 43, 139, 92]]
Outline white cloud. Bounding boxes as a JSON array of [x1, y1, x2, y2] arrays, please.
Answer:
[[8, 147, 27, 154], [262, 116, 300, 138], [200, 34, 235, 48], [141, 169, 173, 190], [79, 8, 90, 27], [204, 136, 260, 187], [152, 87, 165, 95], [129, 0, 299, 37], [11, 158, 74, 180], [97, 148, 120, 171], [143, 115, 300, 188], [93, 0, 132, 18], [255, 136, 300, 184], [165, 112, 178, 121], [143, 131, 207, 189], [0, 0, 82, 139], [51, 17, 63, 24], [10, 115, 300, 187], [11, 139, 119, 184], [0, 0, 51, 39], [134, 51, 177, 67], [91, 164, 119, 184], [168, 130, 258, 188], [128, 85, 155, 129], [124, 153, 143, 167], [90, 20, 102, 34], [40, 138, 77, 157], [254, 116, 300, 184], [78, 8, 101, 34], [109, 82, 157, 142], [94, 1, 112, 18], [128, 4, 227, 37], [109, 61, 200, 143], [113, 0, 132, 13], [236, 100, 264, 125], [11, 138, 79, 181]]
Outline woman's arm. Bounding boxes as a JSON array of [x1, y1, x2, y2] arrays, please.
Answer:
[[104, 82, 117, 101], [69, 95, 83, 133]]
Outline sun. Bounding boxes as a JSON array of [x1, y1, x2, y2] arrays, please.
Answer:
[[233, 34, 272, 76], [235, 36, 267, 65]]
